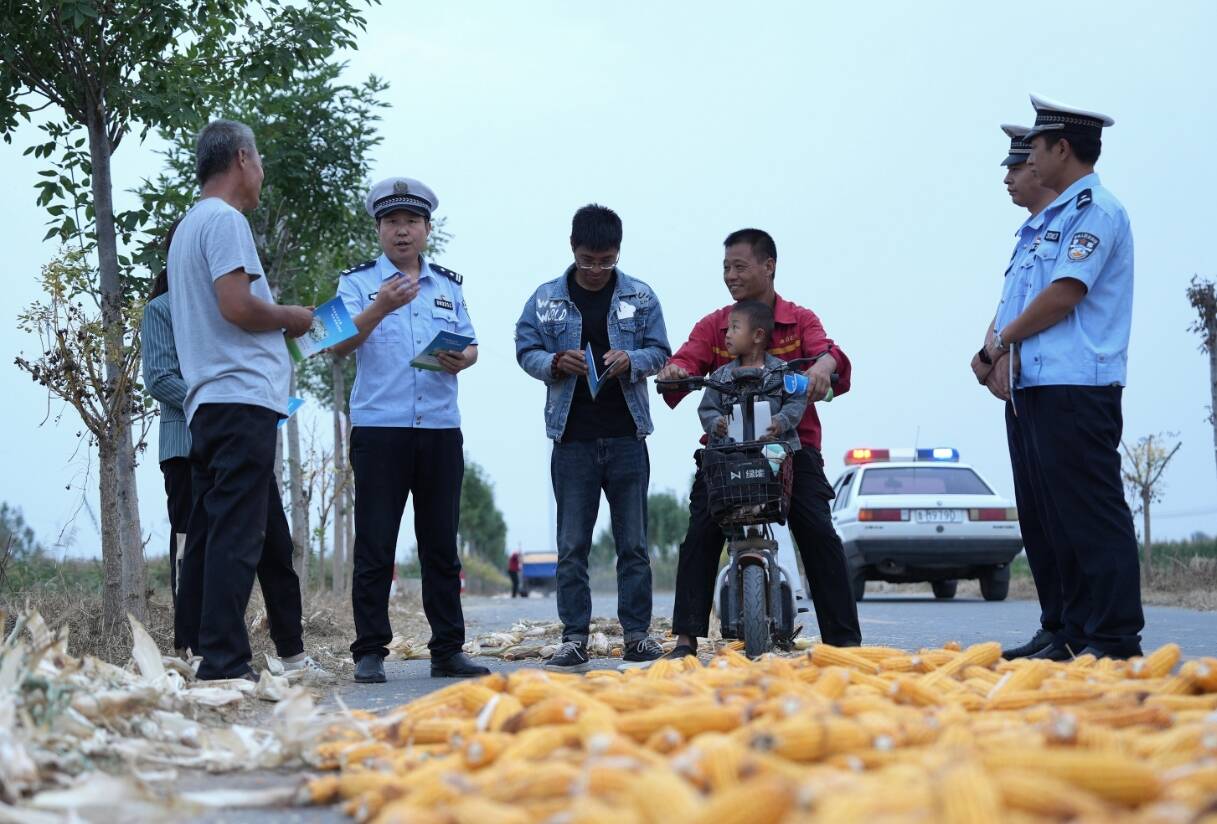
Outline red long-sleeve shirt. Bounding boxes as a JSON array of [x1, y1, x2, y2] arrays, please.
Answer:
[[665, 294, 851, 451]]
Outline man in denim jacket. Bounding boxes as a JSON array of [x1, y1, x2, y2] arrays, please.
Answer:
[[515, 204, 671, 672]]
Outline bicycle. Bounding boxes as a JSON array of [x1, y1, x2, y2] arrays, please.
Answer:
[[658, 358, 830, 657]]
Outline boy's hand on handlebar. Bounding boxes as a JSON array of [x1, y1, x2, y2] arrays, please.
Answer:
[[603, 349, 631, 379], [552, 350, 588, 377], [713, 416, 728, 436], [804, 359, 834, 402], [657, 363, 689, 382]]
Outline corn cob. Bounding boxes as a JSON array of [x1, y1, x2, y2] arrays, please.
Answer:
[[616, 701, 745, 742], [643, 725, 684, 754], [447, 798, 531, 824], [686, 776, 794, 824], [877, 654, 918, 673], [370, 800, 449, 824], [935, 761, 1003, 824], [889, 676, 946, 707], [462, 732, 512, 769], [1181, 658, 1217, 692], [993, 767, 1109, 819], [811, 644, 881, 674], [809, 666, 851, 698], [1130, 643, 1182, 679], [920, 642, 1001, 687], [982, 747, 1161, 805]]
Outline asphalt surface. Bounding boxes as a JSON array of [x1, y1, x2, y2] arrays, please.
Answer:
[[186, 589, 1216, 822]]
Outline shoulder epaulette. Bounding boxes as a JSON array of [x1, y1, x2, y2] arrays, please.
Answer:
[[341, 260, 376, 276], [1075, 189, 1093, 210], [430, 263, 463, 285]]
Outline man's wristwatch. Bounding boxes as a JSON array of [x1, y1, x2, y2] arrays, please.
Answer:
[[977, 346, 993, 366]]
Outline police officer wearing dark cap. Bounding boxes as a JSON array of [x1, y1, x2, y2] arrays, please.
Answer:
[[982, 95, 1144, 660], [332, 176, 489, 682], [971, 124, 1062, 659]]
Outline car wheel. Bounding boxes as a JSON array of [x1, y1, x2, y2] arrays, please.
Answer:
[[850, 569, 867, 602], [980, 566, 1011, 601], [931, 580, 958, 600]]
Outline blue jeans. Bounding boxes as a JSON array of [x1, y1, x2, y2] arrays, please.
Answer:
[[551, 437, 652, 644]]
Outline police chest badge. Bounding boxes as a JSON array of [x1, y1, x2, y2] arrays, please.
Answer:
[[1068, 232, 1100, 261], [434, 295, 455, 311]]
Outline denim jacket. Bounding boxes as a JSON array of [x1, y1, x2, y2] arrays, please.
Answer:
[[515, 267, 671, 440]]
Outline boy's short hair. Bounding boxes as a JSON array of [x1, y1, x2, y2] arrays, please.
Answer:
[[730, 299, 774, 342]]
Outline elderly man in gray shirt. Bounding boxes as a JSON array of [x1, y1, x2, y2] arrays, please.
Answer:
[[168, 119, 314, 681]]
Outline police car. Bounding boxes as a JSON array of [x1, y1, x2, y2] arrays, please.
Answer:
[[830, 448, 1022, 602]]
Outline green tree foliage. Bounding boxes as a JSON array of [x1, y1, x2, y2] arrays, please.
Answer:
[[460, 459, 507, 567], [0, 503, 43, 561]]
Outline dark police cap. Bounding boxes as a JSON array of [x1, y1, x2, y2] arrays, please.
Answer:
[[1023, 93, 1114, 141], [365, 177, 438, 220], [1000, 124, 1032, 167]]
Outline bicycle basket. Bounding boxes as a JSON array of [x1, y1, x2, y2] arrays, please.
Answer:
[[701, 441, 794, 526]]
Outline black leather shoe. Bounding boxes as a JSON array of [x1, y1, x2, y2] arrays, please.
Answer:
[[431, 651, 491, 678], [354, 654, 386, 683], [1078, 645, 1140, 660], [663, 643, 698, 661], [1003, 628, 1057, 660], [1028, 642, 1074, 661]]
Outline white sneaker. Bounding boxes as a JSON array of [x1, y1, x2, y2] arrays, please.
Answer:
[[281, 654, 335, 682]]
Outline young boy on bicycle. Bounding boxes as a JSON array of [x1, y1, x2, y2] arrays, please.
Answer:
[[698, 300, 807, 452]]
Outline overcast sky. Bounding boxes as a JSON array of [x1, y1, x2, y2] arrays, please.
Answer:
[[2, 1, 1216, 562]]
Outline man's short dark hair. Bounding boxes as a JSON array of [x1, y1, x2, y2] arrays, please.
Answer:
[[724, 228, 777, 264], [570, 204, 623, 251], [731, 299, 774, 342], [1044, 131, 1102, 165], [195, 119, 257, 186]]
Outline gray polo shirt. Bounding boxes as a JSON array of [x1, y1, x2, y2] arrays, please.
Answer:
[[167, 197, 290, 424]]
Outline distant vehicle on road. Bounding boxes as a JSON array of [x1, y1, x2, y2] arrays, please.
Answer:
[[520, 551, 558, 597], [830, 448, 1023, 602]]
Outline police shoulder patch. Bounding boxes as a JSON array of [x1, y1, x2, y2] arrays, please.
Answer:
[[1075, 189, 1093, 210], [430, 263, 463, 285], [341, 260, 376, 277], [1068, 232, 1100, 261]]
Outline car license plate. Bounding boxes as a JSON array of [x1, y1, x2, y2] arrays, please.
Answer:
[[914, 509, 963, 524]]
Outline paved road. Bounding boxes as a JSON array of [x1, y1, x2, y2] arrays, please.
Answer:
[[332, 590, 1217, 711]]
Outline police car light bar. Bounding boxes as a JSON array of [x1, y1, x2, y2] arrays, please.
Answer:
[[844, 447, 960, 465]]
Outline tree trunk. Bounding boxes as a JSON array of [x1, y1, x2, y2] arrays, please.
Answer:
[[344, 436, 355, 594], [1142, 489, 1153, 581], [1209, 323, 1217, 498], [286, 375, 309, 597], [86, 98, 146, 624], [331, 355, 347, 596]]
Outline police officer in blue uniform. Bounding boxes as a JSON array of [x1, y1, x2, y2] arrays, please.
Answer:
[[983, 95, 1144, 660], [971, 124, 1063, 659], [334, 177, 489, 682]]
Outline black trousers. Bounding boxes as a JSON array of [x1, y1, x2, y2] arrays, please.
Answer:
[[509, 570, 520, 597], [161, 458, 192, 617], [1004, 403, 1063, 635], [1015, 386, 1144, 656], [179, 404, 304, 679], [672, 446, 862, 646], [349, 426, 466, 661]]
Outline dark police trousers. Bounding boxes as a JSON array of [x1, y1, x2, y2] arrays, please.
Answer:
[[161, 458, 191, 647], [1004, 403, 1063, 636], [349, 427, 466, 662], [1014, 385, 1144, 656], [672, 446, 862, 646], [179, 404, 304, 679]]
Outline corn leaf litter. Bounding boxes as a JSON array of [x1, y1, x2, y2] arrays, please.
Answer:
[[0, 611, 358, 820]]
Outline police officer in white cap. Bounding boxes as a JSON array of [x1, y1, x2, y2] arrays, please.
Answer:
[[333, 176, 489, 682], [981, 95, 1144, 660], [971, 124, 1062, 659]]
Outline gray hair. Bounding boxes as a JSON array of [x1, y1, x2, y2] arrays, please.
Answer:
[[195, 119, 258, 186]]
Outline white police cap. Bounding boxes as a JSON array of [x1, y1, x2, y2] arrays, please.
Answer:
[[1023, 94, 1114, 140], [365, 177, 438, 220], [1000, 124, 1032, 167]]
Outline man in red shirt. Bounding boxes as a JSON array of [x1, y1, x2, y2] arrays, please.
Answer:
[[659, 228, 862, 655]]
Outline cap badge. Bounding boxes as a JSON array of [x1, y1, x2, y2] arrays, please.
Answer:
[[393, 180, 410, 195]]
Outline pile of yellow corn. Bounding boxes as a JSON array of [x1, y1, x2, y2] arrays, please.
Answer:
[[304, 642, 1217, 823]]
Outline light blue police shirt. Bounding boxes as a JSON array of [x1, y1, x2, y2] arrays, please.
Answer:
[[337, 254, 476, 428], [1005, 173, 1133, 388], [994, 209, 1048, 332]]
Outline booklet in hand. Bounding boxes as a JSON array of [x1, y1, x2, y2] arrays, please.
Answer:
[[286, 297, 357, 362], [584, 342, 607, 400], [411, 331, 475, 371], [277, 396, 305, 429]]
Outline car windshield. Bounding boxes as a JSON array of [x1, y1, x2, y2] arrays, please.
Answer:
[[858, 467, 992, 496]]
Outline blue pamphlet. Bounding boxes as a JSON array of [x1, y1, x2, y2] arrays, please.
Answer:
[[411, 331, 475, 371], [277, 396, 305, 428], [584, 342, 606, 400], [287, 297, 357, 362]]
